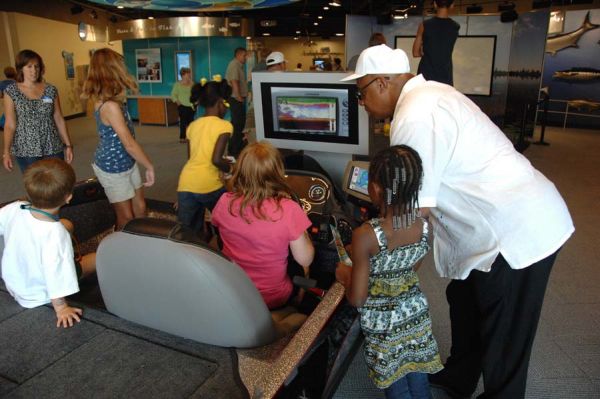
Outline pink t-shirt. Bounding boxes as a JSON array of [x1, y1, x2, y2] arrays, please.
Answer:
[[211, 192, 311, 309]]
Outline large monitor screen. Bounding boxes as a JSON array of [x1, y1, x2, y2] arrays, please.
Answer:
[[274, 93, 337, 135], [261, 82, 357, 145], [252, 72, 369, 155]]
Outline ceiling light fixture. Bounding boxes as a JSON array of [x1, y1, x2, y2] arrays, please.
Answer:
[[532, 0, 551, 9], [262, 33, 271, 36], [70, 5, 84, 15], [314, 22, 319, 26], [318, 15, 323, 19], [329, 0, 341, 7], [500, 9, 518, 22], [466, 4, 483, 13], [498, 1, 515, 12], [117, 5, 124, 9], [323, 6, 329, 10], [335, 33, 344, 36]]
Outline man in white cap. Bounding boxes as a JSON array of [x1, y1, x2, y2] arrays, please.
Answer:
[[265, 51, 287, 72], [340, 44, 573, 399]]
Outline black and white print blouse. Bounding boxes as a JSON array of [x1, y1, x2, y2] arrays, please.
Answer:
[[4, 82, 64, 157]]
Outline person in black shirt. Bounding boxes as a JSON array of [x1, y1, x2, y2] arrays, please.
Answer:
[[412, 0, 460, 86]]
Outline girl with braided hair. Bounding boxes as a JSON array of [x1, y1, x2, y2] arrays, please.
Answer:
[[336, 145, 442, 398], [176, 76, 234, 235]]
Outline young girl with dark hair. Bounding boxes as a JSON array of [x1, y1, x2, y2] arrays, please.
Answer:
[[176, 76, 234, 235], [336, 145, 442, 399], [211, 141, 314, 309]]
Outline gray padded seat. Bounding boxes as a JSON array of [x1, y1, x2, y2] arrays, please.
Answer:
[[96, 218, 277, 348]]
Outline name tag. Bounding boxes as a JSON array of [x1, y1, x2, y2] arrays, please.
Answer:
[[41, 96, 53, 104]]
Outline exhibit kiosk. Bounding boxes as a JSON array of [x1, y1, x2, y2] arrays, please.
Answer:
[[251, 71, 369, 190]]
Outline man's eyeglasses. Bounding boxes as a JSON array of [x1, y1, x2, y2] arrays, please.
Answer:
[[356, 78, 378, 101]]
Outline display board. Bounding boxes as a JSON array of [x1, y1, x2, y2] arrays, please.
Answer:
[[136, 48, 162, 82], [395, 35, 496, 96]]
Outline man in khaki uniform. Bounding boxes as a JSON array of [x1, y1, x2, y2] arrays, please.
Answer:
[[225, 47, 247, 157]]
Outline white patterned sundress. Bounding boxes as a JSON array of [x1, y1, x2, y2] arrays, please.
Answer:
[[359, 217, 443, 389]]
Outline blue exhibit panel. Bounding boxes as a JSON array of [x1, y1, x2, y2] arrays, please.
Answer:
[[123, 36, 245, 121], [123, 36, 246, 95], [126, 98, 139, 120]]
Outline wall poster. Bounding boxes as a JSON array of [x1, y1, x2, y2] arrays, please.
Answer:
[[136, 48, 162, 82], [62, 51, 75, 80]]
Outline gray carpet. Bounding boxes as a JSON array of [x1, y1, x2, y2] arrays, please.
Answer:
[[1, 119, 599, 398]]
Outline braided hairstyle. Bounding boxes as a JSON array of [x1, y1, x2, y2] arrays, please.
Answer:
[[190, 79, 232, 109], [369, 145, 423, 230]]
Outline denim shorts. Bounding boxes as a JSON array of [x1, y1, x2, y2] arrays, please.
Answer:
[[92, 163, 142, 203]]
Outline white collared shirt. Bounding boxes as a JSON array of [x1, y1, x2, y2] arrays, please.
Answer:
[[390, 75, 574, 279]]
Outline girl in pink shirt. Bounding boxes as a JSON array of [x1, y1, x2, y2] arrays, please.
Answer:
[[211, 142, 314, 309]]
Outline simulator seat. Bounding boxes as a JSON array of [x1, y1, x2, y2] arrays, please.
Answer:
[[96, 218, 305, 348]]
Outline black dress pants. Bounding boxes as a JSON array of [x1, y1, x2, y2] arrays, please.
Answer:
[[228, 97, 246, 157], [178, 105, 195, 140], [435, 251, 558, 399]]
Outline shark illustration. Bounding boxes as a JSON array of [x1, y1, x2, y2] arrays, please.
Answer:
[[567, 99, 600, 112], [546, 12, 599, 55], [553, 67, 600, 82]]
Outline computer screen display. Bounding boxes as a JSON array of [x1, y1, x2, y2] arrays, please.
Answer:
[[261, 83, 356, 145], [275, 95, 337, 135], [252, 72, 369, 156], [342, 161, 371, 202], [348, 165, 369, 196]]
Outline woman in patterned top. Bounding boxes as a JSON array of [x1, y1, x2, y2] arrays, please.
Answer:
[[2, 50, 74, 172], [82, 48, 155, 230], [336, 145, 442, 399]]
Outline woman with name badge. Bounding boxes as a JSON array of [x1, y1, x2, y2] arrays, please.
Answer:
[[2, 50, 74, 173]]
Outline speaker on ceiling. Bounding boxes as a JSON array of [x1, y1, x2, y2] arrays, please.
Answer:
[[500, 9, 519, 22]]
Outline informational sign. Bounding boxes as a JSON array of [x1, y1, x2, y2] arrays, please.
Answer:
[[108, 17, 253, 41], [136, 48, 162, 83]]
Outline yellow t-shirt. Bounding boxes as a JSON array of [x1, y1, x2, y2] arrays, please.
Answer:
[[177, 116, 233, 194]]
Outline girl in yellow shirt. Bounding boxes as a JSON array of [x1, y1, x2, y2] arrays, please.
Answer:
[[177, 77, 234, 235]]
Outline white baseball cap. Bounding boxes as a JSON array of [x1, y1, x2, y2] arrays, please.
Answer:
[[266, 51, 286, 66], [341, 44, 410, 81]]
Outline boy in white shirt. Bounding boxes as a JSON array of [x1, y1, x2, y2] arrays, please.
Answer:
[[0, 158, 95, 328]]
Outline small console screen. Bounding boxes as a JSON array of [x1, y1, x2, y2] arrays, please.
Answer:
[[348, 166, 369, 196], [342, 160, 371, 203]]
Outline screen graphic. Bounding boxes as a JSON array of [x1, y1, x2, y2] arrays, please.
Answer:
[[276, 96, 337, 134], [348, 166, 369, 195]]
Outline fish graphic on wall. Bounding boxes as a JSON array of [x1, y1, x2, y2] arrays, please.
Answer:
[[567, 99, 600, 112], [552, 67, 600, 82], [546, 12, 599, 55]]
